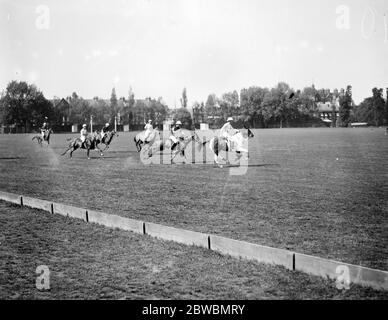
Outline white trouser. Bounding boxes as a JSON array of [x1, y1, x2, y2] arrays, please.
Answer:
[[144, 129, 152, 142], [220, 133, 233, 150], [170, 135, 178, 144], [81, 136, 86, 143], [41, 130, 46, 138]]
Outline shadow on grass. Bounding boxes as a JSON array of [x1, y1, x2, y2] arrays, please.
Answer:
[[0, 157, 28, 160], [185, 162, 281, 168]]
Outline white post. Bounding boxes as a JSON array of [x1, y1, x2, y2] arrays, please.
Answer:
[[114, 116, 117, 132], [90, 115, 93, 132]]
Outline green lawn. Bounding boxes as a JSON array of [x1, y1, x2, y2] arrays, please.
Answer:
[[1, 201, 386, 300], [0, 127, 387, 271]]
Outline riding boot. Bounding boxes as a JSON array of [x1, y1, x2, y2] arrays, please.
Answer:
[[171, 142, 178, 150]]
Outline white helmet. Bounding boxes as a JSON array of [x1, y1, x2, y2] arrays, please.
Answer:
[[176, 121, 182, 125], [148, 119, 152, 123], [82, 124, 87, 128], [227, 117, 233, 122], [105, 123, 109, 126]]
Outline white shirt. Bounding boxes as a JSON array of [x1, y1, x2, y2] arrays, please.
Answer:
[[220, 122, 237, 137], [144, 123, 153, 131], [80, 128, 88, 137]]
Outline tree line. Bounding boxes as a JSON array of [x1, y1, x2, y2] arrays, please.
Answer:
[[0, 80, 387, 132], [192, 83, 387, 128]]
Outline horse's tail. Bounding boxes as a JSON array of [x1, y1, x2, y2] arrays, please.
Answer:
[[32, 136, 36, 141], [158, 140, 164, 152], [208, 138, 213, 153], [209, 137, 218, 156]]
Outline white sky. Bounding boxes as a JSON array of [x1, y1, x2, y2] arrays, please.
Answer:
[[1, 0, 387, 106]]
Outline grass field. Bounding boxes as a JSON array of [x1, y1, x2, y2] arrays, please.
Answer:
[[1, 201, 387, 299], [0, 127, 387, 273]]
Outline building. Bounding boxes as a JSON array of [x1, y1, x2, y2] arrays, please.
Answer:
[[316, 99, 340, 126], [52, 98, 70, 125]]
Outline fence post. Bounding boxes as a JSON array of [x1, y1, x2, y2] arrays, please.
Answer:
[[202, 137, 206, 164], [192, 137, 196, 164]]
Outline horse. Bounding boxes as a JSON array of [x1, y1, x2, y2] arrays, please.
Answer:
[[134, 129, 160, 152], [32, 128, 53, 146], [61, 133, 104, 159], [201, 127, 254, 167], [97, 130, 118, 151], [146, 129, 201, 164]]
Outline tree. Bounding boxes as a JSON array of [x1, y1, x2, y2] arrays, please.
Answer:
[[317, 89, 333, 103], [240, 87, 268, 127], [205, 94, 218, 125], [110, 87, 118, 122], [353, 97, 374, 124], [180, 87, 188, 108], [91, 98, 110, 124], [173, 107, 192, 128], [371, 88, 385, 126], [261, 82, 297, 128], [129, 97, 168, 128], [220, 91, 239, 120], [0, 81, 53, 132], [121, 87, 135, 125], [67, 93, 92, 125], [192, 101, 201, 125], [338, 85, 353, 127], [298, 87, 318, 116], [386, 88, 388, 125]]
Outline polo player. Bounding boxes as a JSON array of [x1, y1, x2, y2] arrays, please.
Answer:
[[219, 116, 239, 151], [41, 117, 49, 139], [80, 124, 88, 148], [170, 120, 186, 150], [100, 123, 111, 143], [144, 120, 153, 143]]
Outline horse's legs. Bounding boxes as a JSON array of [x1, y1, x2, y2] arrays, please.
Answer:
[[61, 147, 70, 156], [171, 146, 181, 163], [220, 154, 228, 164], [235, 151, 245, 163], [224, 153, 230, 165], [213, 153, 220, 165], [95, 146, 104, 156]]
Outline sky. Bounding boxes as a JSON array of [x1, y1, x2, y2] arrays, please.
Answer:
[[1, 0, 387, 107]]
